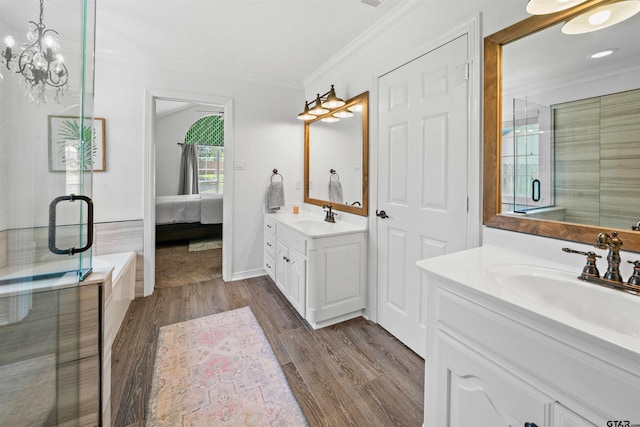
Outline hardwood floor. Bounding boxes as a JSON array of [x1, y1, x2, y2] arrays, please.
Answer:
[[111, 275, 425, 426]]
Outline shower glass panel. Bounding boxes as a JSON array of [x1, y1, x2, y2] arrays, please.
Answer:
[[511, 97, 553, 213], [0, 0, 95, 285]]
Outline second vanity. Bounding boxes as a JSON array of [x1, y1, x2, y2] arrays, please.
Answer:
[[418, 245, 640, 427], [263, 210, 367, 328]]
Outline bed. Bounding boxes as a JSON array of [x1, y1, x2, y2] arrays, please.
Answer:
[[155, 193, 223, 242]]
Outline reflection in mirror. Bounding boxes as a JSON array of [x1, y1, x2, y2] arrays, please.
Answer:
[[308, 116, 362, 204], [499, 11, 640, 230], [483, 0, 640, 252], [304, 92, 368, 216]]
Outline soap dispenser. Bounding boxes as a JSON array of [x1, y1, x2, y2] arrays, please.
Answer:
[[628, 260, 640, 287]]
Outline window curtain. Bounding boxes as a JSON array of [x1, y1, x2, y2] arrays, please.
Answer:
[[178, 144, 199, 195]]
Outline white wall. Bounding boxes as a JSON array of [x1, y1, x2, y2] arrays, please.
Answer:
[[93, 52, 304, 277]]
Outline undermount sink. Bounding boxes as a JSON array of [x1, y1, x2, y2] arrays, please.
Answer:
[[485, 263, 640, 339]]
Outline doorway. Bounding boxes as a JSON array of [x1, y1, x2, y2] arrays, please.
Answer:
[[376, 32, 479, 357], [143, 89, 234, 296]]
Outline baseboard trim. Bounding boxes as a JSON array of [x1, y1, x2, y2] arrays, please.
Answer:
[[230, 269, 267, 282]]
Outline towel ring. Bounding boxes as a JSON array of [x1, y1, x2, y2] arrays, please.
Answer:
[[271, 169, 283, 183], [330, 168, 340, 180]]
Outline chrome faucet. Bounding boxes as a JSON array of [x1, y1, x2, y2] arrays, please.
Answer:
[[632, 220, 640, 231], [563, 231, 640, 296], [323, 204, 337, 223], [595, 231, 623, 283]]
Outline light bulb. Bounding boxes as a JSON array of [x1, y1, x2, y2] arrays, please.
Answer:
[[588, 10, 611, 25], [4, 35, 15, 48], [56, 54, 64, 63], [44, 35, 55, 47]]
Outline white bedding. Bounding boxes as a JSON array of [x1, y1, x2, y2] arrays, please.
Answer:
[[200, 193, 224, 224], [156, 194, 202, 224], [156, 194, 224, 225]]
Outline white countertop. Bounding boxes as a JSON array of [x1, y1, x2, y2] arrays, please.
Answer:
[[417, 245, 640, 355], [266, 210, 367, 237]]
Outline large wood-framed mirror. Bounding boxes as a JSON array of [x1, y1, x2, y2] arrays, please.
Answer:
[[304, 91, 369, 216], [484, 0, 640, 252]]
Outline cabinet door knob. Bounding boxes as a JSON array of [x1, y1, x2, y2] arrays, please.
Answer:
[[266, 242, 272, 247], [524, 423, 538, 427]]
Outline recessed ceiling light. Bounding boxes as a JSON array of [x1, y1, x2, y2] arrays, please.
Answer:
[[590, 49, 616, 58]]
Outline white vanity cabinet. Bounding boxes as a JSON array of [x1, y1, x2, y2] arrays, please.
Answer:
[[264, 213, 367, 328], [274, 227, 307, 317], [418, 246, 640, 427]]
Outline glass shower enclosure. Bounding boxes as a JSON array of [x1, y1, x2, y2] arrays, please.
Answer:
[[0, 0, 97, 424], [0, 0, 95, 285], [502, 97, 554, 213]]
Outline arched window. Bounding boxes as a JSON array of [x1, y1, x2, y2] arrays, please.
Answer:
[[185, 115, 224, 193]]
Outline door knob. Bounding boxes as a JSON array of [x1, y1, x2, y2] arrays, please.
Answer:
[[376, 209, 389, 219]]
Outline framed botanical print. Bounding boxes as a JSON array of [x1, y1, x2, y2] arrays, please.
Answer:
[[48, 115, 106, 172]]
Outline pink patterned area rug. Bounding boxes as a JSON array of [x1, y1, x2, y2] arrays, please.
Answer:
[[146, 307, 308, 426]]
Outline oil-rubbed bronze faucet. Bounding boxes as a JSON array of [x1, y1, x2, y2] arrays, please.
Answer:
[[323, 204, 337, 223], [563, 231, 640, 296], [595, 231, 623, 283]]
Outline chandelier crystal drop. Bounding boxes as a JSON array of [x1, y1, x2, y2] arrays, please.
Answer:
[[2, 0, 69, 103]]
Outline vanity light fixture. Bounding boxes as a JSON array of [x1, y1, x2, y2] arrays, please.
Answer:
[[2, 0, 69, 103], [297, 84, 345, 120], [321, 116, 340, 123], [297, 102, 316, 120], [333, 110, 354, 118], [561, 0, 640, 34], [526, 0, 588, 15]]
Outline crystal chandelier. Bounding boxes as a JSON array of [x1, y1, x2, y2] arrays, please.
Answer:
[[2, 0, 69, 103]]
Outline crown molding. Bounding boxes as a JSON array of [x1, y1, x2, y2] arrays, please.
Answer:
[[303, 0, 425, 87], [95, 49, 303, 90]]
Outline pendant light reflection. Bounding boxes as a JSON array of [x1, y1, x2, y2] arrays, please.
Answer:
[[2, 0, 70, 103], [526, 0, 588, 15], [562, 0, 640, 34]]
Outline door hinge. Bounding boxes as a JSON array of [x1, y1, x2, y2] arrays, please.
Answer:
[[464, 62, 470, 81]]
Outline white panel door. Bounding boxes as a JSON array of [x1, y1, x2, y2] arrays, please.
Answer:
[[377, 35, 470, 356]]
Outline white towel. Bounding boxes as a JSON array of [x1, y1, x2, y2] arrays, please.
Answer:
[[329, 179, 343, 204], [268, 181, 285, 210]]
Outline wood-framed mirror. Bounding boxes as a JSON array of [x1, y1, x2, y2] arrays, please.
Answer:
[[304, 91, 369, 216], [484, 0, 640, 252]]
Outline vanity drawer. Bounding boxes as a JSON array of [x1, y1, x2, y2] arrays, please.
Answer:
[[264, 217, 277, 235], [277, 225, 306, 256], [264, 253, 275, 280], [264, 233, 276, 258]]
